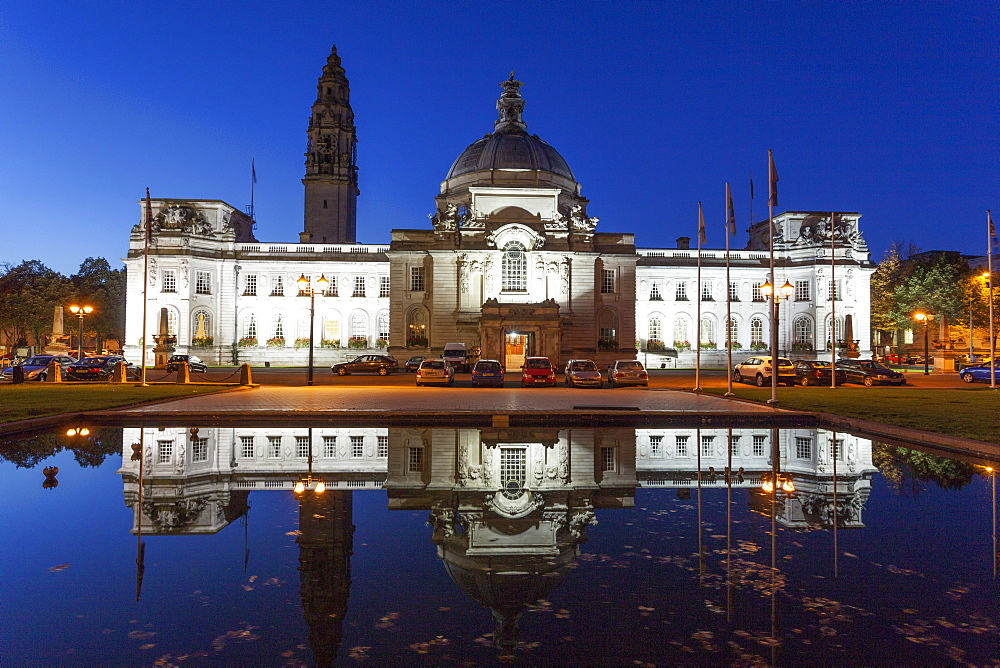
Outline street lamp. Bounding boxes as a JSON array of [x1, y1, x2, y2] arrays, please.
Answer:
[[760, 279, 794, 403], [297, 274, 328, 386], [914, 312, 933, 375], [294, 428, 325, 494], [970, 272, 990, 363], [68, 305, 94, 359]]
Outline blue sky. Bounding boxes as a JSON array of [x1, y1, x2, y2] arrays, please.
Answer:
[[1, 1, 996, 275]]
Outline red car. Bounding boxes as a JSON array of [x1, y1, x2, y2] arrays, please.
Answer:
[[520, 357, 556, 387]]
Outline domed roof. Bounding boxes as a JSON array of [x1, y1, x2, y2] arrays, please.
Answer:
[[445, 73, 575, 182]]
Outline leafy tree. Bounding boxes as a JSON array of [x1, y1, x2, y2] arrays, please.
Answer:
[[0, 260, 71, 349], [70, 257, 126, 348], [873, 443, 977, 493], [888, 254, 967, 329]]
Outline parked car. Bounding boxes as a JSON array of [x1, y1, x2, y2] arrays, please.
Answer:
[[793, 360, 847, 386], [958, 363, 1000, 384], [733, 356, 796, 386], [415, 358, 454, 386], [607, 359, 649, 387], [471, 359, 505, 387], [331, 354, 398, 376], [0, 355, 77, 382], [836, 359, 906, 386], [520, 357, 556, 387], [165, 354, 208, 373], [404, 355, 426, 372], [564, 359, 603, 388], [64, 355, 133, 381]]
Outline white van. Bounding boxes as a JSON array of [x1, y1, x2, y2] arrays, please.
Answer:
[[442, 343, 468, 372]]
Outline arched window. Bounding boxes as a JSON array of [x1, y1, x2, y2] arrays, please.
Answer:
[[793, 316, 813, 345], [272, 313, 285, 342], [673, 316, 689, 347], [700, 316, 716, 346], [349, 312, 368, 348], [598, 310, 618, 347], [241, 313, 257, 340], [160, 308, 178, 337], [377, 311, 390, 345], [407, 307, 428, 346], [725, 316, 739, 348], [322, 310, 340, 346], [502, 241, 527, 292], [750, 316, 764, 346], [648, 317, 662, 342], [191, 309, 212, 342], [827, 315, 842, 347]]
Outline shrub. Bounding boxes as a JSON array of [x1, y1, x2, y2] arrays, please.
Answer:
[[320, 339, 340, 348], [673, 340, 691, 350], [238, 337, 258, 348], [191, 336, 214, 347], [750, 341, 768, 351], [266, 337, 285, 348], [348, 336, 368, 349], [699, 341, 717, 350], [375, 337, 388, 348], [294, 338, 311, 349], [726, 341, 743, 350], [645, 339, 666, 352]]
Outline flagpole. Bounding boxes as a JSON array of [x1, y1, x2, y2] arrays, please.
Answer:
[[831, 212, 837, 388], [140, 189, 152, 386], [725, 183, 735, 396], [250, 159, 256, 221], [695, 202, 704, 391], [767, 150, 778, 404], [988, 210, 996, 389]]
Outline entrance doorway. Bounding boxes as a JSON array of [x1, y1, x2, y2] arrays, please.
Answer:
[[504, 331, 533, 369]]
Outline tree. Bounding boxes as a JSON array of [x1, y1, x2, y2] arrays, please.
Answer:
[[70, 257, 126, 348], [0, 260, 71, 350], [870, 242, 919, 351], [873, 443, 976, 493], [888, 254, 967, 329]]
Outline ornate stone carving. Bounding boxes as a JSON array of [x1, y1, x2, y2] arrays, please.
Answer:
[[568, 204, 598, 234], [153, 204, 214, 236], [569, 509, 598, 539], [457, 441, 469, 486], [485, 223, 545, 250], [142, 498, 207, 531]]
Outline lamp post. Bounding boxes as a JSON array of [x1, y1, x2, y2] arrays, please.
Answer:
[[914, 312, 931, 375], [68, 305, 94, 359], [294, 427, 325, 494], [760, 279, 794, 404], [970, 272, 990, 363], [297, 274, 328, 386]]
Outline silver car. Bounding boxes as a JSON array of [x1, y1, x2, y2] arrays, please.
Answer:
[[564, 359, 603, 388], [1, 355, 77, 382], [415, 358, 454, 386]]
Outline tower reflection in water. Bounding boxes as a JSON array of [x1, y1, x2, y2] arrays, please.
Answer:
[[118, 424, 877, 662]]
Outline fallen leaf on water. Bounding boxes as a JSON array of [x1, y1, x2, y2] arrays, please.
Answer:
[[49, 564, 70, 572], [843, 552, 858, 558], [139, 644, 156, 650]]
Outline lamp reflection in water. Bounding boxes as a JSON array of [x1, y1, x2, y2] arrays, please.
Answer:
[[295, 428, 325, 495], [985, 466, 997, 580]]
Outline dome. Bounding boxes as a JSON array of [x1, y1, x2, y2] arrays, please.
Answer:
[[444, 73, 575, 183]]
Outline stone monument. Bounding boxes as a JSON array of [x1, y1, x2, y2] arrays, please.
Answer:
[[152, 307, 176, 368], [44, 305, 71, 355]]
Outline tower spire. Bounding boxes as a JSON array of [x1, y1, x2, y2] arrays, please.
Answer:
[[301, 45, 358, 244], [494, 72, 527, 134]]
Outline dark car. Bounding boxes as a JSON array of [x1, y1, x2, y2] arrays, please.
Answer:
[[793, 360, 847, 386], [404, 355, 426, 372], [64, 355, 134, 381], [1, 355, 77, 382], [836, 359, 906, 386], [165, 354, 208, 373], [959, 363, 1000, 384], [331, 354, 398, 376], [471, 359, 505, 387]]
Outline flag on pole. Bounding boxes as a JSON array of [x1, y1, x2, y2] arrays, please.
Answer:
[[144, 187, 153, 244], [698, 201, 706, 246], [768, 150, 778, 207], [725, 182, 736, 237], [989, 210, 998, 249], [749, 173, 754, 201], [252, 159, 257, 184]]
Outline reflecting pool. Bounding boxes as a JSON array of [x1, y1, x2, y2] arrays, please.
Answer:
[[1, 424, 997, 665]]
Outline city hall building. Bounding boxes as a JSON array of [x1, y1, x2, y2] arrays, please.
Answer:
[[124, 47, 874, 370]]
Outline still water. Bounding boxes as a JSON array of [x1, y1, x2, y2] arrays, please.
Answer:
[[1, 423, 997, 666]]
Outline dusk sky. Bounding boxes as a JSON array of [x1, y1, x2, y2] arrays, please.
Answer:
[[2, 1, 996, 275]]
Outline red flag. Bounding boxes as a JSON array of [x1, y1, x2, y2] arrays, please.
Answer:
[[768, 150, 778, 208], [698, 202, 706, 246], [144, 187, 153, 244], [990, 210, 998, 249], [725, 183, 736, 237]]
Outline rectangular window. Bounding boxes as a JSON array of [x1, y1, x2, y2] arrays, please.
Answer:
[[325, 275, 338, 297], [195, 271, 211, 295], [157, 440, 173, 464], [191, 438, 208, 463], [829, 279, 842, 301], [268, 436, 281, 458], [601, 269, 615, 294], [752, 282, 765, 302], [295, 436, 309, 459], [752, 435, 766, 457], [353, 275, 366, 298], [795, 280, 810, 301], [351, 435, 364, 458], [675, 281, 688, 301], [730, 435, 740, 457], [500, 448, 527, 486], [240, 436, 255, 459], [729, 281, 739, 302], [323, 435, 337, 458], [701, 281, 713, 301], [408, 447, 423, 472], [161, 269, 176, 293], [600, 446, 616, 472], [796, 437, 812, 460], [377, 435, 388, 458], [649, 435, 662, 457], [270, 275, 284, 297], [410, 267, 425, 292], [675, 435, 689, 457], [243, 274, 257, 296], [649, 282, 662, 301], [831, 438, 844, 461], [379, 276, 390, 298], [701, 435, 714, 457]]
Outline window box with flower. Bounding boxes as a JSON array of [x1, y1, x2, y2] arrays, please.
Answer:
[[320, 339, 340, 348], [375, 338, 388, 349], [791, 342, 814, 352], [238, 337, 258, 348], [699, 341, 717, 350], [407, 336, 428, 348], [348, 336, 368, 349], [645, 339, 666, 352], [191, 336, 214, 347], [597, 339, 618, 351], [294, 338, 311, 349], [750, 341, 768, 351], [725, 341, 743, 350], [266, 337, 285, 348], [672, 340, 691, 351]]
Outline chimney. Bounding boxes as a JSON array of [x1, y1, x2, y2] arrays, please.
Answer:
[[676, 236, 690, 250]]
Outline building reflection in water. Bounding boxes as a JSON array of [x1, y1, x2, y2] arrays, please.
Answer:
[[118, 425, 877, 661]]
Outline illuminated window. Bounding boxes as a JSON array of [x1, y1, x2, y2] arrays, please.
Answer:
[[408, 447, 423, 472], [502, 241, 527, 292], [600, 446, 616, 472], [750, 317, 764, 346]]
